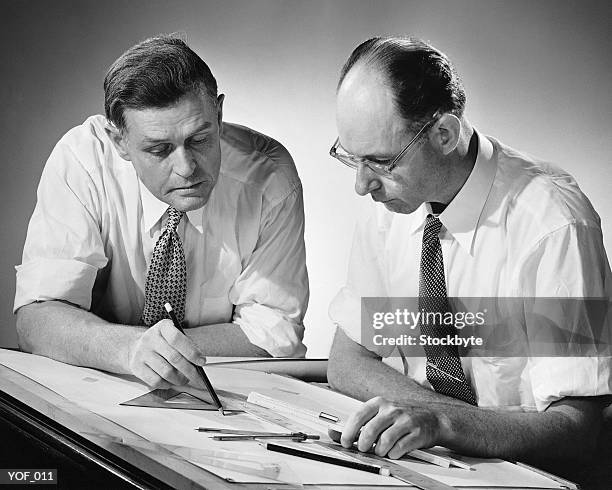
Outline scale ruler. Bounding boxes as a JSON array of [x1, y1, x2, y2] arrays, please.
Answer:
[[314, 441, 457, 490], [221, 391, 456, 490], [220, 392, 328, 436]]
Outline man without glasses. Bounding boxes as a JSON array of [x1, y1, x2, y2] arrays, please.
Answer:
[[14, 35, 309, 389]]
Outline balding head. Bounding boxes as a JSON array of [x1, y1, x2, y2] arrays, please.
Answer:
[[332, 37, 476, 215], [337, 36, 466, 132], [336, 62, 407, 158]]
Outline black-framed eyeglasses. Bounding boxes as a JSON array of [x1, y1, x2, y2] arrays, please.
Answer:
[[329, 116, 438, 176]]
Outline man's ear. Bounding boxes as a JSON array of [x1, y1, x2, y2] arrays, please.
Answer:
[[104, 122, 131, 161], [216, 94, 225, 132], [430, 113, 461, 156]]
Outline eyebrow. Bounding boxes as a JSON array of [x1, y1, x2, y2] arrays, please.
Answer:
[[337, 141, 392, 162], [141, 122, 213, 144]]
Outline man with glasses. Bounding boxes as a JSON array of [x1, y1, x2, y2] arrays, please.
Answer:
[[14, 35, 309, 389], [327, 37, 611, 466]]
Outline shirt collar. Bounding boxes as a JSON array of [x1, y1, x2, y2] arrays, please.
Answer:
[[439, 130, 496, 255], [139, 180, 204, 234], [400, 130, 496, 253], [402, 202, 430, 235]]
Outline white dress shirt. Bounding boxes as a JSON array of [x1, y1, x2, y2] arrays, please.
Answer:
[[330, 131, 612, 410], [15, 115, 309, 357]]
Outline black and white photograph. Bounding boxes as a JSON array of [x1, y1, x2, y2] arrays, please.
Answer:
[[1, 1, 610, 488]]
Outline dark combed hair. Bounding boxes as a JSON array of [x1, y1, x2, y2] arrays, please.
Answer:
[[338, 36, 466, 129], [104, 34, 218, 131]]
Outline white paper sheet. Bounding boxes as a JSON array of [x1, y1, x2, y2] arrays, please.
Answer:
[[0, 349, 566, 487]]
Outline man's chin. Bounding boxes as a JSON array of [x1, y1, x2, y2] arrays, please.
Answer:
[[171, 194, 210, 212], [382, 199, 417, 215]]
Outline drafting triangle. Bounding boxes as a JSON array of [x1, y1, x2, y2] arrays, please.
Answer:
[[166, 392, 205, 404], [120, 388, 217, 410]]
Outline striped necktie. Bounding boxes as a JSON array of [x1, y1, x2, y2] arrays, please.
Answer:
[[141, 207, 187, 327], [419, 214, 477, 405]]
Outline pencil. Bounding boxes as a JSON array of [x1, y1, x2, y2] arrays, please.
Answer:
[[164, 302, 225, 416], [264, 442, 390, 476]]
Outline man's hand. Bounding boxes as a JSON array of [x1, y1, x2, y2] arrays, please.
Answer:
[[333, 396, 443, 459], [127, 319, 207, 388]]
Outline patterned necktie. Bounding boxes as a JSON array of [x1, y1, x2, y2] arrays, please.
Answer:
[[141, 207, 187, 327], [419, 214, 477, 405]]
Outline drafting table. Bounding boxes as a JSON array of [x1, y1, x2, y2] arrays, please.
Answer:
[[0, 349, 608, 489], [0, 354, 331, 489]]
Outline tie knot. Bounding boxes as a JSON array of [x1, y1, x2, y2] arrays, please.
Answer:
[[423, 214, 442, 240], [166, 207, 184, 232]]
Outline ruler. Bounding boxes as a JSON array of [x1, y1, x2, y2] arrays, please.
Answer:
[[220, 391, 456, 490], [314, 441, 457, 490], [247, 392, 340, 423], [220, 391, 328, 436]]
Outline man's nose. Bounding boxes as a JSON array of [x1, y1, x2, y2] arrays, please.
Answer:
[[355, 163, 381, 196], [172, 146, 197, 178]]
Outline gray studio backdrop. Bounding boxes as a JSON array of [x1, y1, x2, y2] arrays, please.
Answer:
[[1, 0, 611, 356]]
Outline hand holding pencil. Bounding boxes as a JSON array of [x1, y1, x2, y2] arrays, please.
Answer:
[[164, 303, 225, 416], [126, 314, 208, 389]]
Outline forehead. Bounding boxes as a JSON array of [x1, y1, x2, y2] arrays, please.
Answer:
[[336, 64, 405, 154], [123, 92, 218, 141]]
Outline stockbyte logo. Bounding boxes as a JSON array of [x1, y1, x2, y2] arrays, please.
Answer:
[[360, 297, 612, 358]]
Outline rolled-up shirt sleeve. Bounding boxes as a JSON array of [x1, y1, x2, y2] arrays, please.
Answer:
[[516, 222, 612, 411], [14, 137, 107, 312], [230, 184, 309, 357]]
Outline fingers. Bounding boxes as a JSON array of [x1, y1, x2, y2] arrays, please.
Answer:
[[128, 320, 206, 388], [373, 415, 420, 458], [340, 396, 386, 448], [340, 399, 377, 447], [357, 400, 400, 454], [137, 363, 173, 390], [154, 339, 201, 386], [387, 431, 422, 460], [338, 397, 441, 459], [158, 320, 206, 366], [145, 351, 190, 386], [374, 407, 439, 458]]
